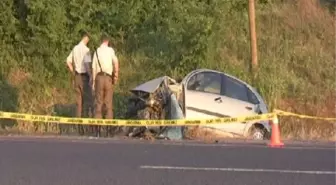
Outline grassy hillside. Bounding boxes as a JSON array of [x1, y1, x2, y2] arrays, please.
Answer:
[[0, 0, 335, 140]]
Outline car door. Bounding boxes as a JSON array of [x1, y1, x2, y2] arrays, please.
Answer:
[[184, 71, 226, 120], [184, 70, 260, 136], [218, 74, 259, 134], [183, 71, 247, 136]]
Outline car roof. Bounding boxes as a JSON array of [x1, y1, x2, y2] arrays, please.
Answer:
[[182, 68, 253, 88]]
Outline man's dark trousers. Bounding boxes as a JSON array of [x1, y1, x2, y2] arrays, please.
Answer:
[[74, 72, 92, 135]]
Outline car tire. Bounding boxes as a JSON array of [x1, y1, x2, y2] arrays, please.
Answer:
[[248, 125, 268, 140]]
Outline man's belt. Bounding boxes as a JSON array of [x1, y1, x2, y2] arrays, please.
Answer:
[[97, 71, 113, 78], [75, 71, 88, 76]]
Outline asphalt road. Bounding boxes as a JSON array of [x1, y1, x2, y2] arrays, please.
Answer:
[[0, 136, 335, 185]]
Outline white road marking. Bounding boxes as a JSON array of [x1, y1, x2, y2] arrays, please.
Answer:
[[139, 165, 336, 175]]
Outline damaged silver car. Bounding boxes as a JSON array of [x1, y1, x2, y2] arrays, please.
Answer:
[[124, 69, 271, 140]]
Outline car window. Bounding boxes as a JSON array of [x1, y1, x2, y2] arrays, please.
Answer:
[[187, 72, 222, 94], [247, 88, 259, 104], [223, 76, 249, 102]]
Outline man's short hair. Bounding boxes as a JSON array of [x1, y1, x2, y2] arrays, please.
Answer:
[[80, 30, 90, 38], [101, 34, 110, 42]]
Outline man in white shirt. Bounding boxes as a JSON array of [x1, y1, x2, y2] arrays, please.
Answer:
[[66, 31, 93, 136], [92, 35, 119, 137]]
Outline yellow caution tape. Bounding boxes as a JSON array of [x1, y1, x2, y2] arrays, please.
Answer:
[[1, 109, 333, 127], [0, 111, 277, 126], [274, 109, 336, 121]]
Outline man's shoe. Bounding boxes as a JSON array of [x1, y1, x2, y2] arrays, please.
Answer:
[[95, 126, 101, 138], [78, 125, 84, 136]]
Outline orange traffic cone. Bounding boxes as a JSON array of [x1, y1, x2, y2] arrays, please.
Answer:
[[268, 115, 284, 147]]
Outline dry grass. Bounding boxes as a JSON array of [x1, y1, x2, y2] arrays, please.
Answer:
[[143, 130, 156, 141], [257, 0, 335, 141], [7, 68, 31, 87], [277, 93, 336, 141], [185, 126, 241, 143]]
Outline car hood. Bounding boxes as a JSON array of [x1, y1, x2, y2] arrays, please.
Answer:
[[131, 76, 177, 94]]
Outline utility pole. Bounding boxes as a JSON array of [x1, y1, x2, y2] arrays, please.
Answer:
[[248, 0, 258, 75]]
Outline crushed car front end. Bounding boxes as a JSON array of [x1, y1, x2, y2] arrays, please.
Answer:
[[124, 76, 185, 139]]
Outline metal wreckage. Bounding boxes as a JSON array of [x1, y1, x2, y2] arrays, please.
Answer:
[[122, 76, 186, 140]]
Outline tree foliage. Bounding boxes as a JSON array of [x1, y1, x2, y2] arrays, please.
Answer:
[[2, 0, 232, 79]]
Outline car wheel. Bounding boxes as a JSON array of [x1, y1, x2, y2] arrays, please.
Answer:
[[248, 125, 267, 140]]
